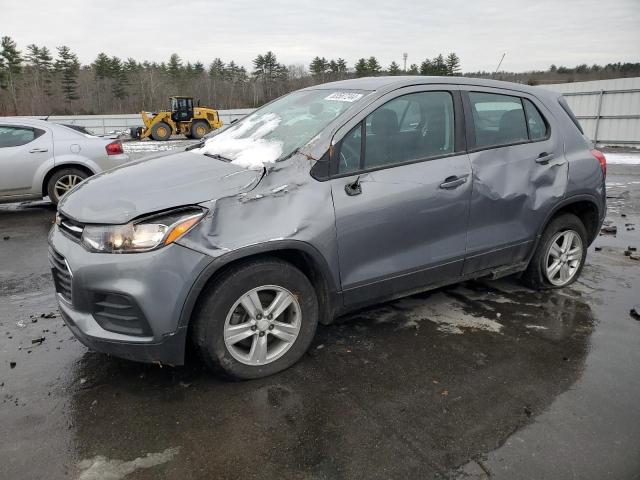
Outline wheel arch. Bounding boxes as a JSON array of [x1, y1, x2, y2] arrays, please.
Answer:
[[179, 241, 341, 333], [534, 195, 603, 256], [42, 163, 95, 197]]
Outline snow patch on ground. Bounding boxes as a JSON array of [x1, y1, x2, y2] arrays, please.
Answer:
[[372, 293, 503, 335], [195, 113, 283, 169], [78, 447, 180, 480], [605, 152, 640, 165]]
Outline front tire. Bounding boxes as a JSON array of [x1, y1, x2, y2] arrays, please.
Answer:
[[150, 122, 172, 141], [192, 259, 318, 379], [47, 168, 89, 204], [522, 213, 588, 289]]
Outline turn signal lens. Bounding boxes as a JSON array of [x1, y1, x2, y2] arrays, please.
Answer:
[[164, 215, 202, 245]]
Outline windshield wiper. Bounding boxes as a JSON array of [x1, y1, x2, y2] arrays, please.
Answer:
[[203, 152, 232, 162]]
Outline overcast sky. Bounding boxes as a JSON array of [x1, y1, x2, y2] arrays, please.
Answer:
[[2, 0, 638, 72]]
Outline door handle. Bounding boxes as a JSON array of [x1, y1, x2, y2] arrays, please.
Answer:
[[29, 148, 48, 153], [439, 175, 467, 189], [535, 152, 554, 164]]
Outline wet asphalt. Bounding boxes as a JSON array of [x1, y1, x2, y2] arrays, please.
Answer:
[[1, 163, 639, 480]]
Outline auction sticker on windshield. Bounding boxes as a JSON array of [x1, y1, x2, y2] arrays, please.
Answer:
[[324, 92, 364, 102]]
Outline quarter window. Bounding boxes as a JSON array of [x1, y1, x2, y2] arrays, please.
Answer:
[[523, 99, 548, 140], [0, 126, 39, 148]]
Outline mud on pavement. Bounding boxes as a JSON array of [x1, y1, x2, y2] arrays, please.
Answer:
[[1, 165, 639, 480]]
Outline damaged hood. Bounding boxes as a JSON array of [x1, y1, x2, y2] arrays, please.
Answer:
[[58, 151, 263, 224]]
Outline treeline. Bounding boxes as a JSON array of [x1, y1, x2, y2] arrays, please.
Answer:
[[1, 35, 639, 115]]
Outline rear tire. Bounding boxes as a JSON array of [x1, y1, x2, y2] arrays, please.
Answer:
[[192, 258, 318, 380], [151, 122, 172, 141], [522, 213, 588, 289], [47, 168, 89, 205], [190, 120, 210, 140]]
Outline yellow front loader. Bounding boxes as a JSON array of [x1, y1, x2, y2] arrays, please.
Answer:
[[131, 96, 223, 141]]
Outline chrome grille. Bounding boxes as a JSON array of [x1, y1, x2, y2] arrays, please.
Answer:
[[49, 248, 72, 302]]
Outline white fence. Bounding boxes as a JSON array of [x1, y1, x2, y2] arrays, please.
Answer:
[[23, 109, 255, 135], [545, 77, 640, 146]]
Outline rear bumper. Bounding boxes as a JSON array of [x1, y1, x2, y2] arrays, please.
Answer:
[[49, 224, 212, 365]]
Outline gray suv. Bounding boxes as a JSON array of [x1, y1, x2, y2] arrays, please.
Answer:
[[49, 77, 606, 379]]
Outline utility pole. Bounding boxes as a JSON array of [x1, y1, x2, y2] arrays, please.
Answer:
[[494, 53, 506, 76], [403, 52, 408, 72]]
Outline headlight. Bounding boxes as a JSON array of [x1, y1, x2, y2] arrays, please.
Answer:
[[81, 208, 205, 253]]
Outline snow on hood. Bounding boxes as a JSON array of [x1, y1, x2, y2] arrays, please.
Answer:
[[194, 113, 283, 170]]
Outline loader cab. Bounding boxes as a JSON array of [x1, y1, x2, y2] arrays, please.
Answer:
[[171, 96, 194, 123]]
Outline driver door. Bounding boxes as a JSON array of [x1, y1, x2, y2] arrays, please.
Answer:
[[329, 87, 472, 307]]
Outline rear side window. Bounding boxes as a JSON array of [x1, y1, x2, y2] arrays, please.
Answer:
[[0, 126, 44, 148], [469, 92, 528, 148], [523, 99, 548, 140]]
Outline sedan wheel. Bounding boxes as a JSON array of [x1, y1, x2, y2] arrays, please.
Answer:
[[46, 168, 89, 205], [544, 230, 583, 286], [54, 174, 83, 200], [224, 286, 302, 366]]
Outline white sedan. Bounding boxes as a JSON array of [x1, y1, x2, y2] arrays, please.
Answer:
[[0, 117, 130, 204]]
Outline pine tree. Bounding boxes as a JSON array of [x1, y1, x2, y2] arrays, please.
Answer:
[[208, 58, 225, 78], [92, 52, 111, 79], [167, 53, 183, 78], [354, 58, 368, 77], [193, 61, 204, 74], [433, 54, 447, 75], [109, 56, 127, 101], [420, 58, 433, 75], [55, 46, 80, 108], [445, 53, 461, 76], [367, 56, 381, 75], [408, 64, 419, 75], [335, 58, 347, 73], [388, 61, 401, 75], [0, 36, 23, 114], [26, 44, 54, 98], [309, 56, 329, 78]]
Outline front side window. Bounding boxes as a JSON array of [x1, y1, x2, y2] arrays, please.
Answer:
[[341, 91, 454, 171], [469, 92, 528, 148], [0, 126, 37, 148], [338, 123, 362, 174]]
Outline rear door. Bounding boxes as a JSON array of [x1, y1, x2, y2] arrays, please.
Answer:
[[461, 88, 567, 274], [329, 86, 472, 307], [0, 124, 52, 199]]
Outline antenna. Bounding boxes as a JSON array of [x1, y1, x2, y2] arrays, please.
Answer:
[[403, 52, 408, 72], [494, 53, 506, 76]]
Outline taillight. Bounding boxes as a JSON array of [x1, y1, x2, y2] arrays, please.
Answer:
[[106, 140, 123, 156], [591, 149, 606, 178]]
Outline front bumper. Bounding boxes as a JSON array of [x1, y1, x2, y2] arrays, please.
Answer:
[[49, 224, 212, 365]]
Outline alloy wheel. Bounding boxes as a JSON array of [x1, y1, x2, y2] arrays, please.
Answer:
[[54, 174, 83, 200], [223, 285, 302, 366], [545, 230, 583, 286]]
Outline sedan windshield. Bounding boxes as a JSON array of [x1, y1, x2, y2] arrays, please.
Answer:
[[195, 89, 370, 169]]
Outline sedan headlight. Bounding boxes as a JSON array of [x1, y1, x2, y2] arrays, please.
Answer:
[[81, 208, 205, 253]]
